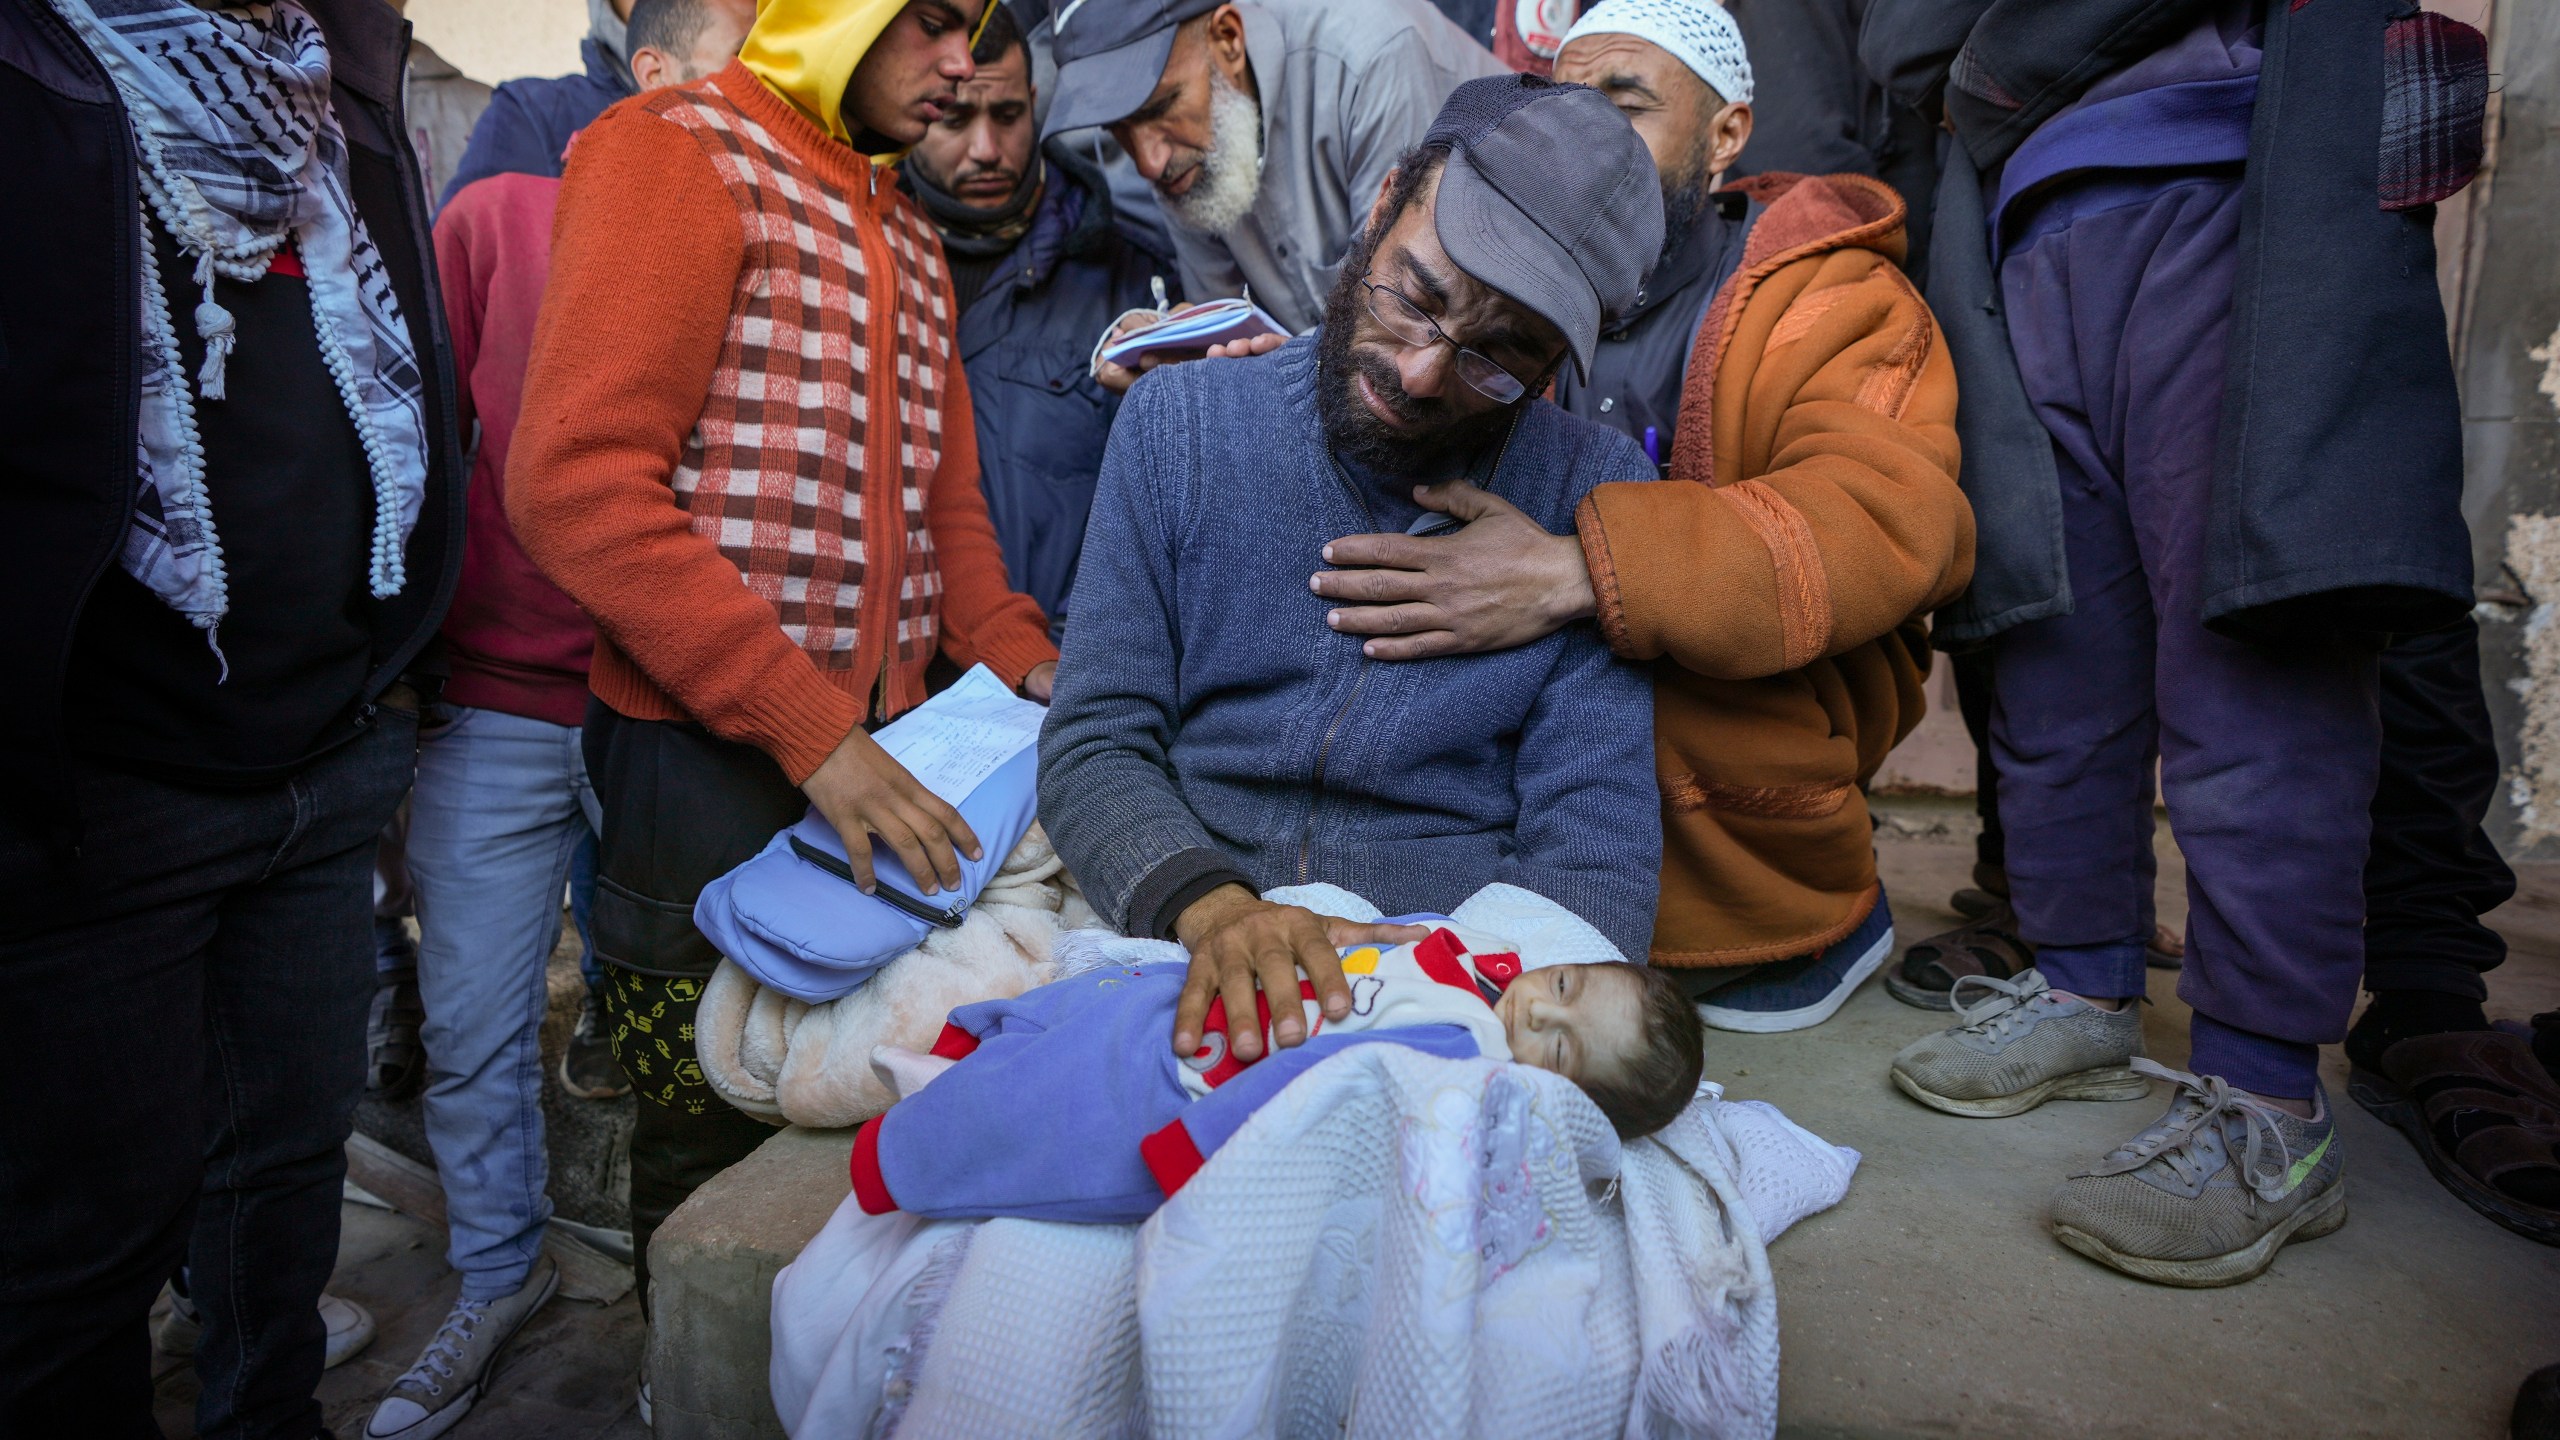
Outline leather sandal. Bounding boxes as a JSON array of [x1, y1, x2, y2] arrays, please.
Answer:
[[2350, 1029, 2560, 1246], [2144, 923, 2185, 971], [1949, 887, 2004, 920], [1884, 900, 2036, 1011]]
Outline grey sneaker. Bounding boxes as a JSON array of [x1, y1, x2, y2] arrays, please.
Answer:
[[2049, 1060, 2346, 1288], [1889, 969, 2150, 1117], [364, 1255, 559, 1439]]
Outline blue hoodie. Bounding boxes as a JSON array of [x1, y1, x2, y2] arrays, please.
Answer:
[[1036, 335, 1664, 960]]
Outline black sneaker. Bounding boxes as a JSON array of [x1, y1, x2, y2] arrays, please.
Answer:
[[366, 968, 426, 1102], [560, 989, 630, 1101]]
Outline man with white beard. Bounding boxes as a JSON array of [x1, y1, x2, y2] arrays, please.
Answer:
[[1046, 0, 1504, 346]]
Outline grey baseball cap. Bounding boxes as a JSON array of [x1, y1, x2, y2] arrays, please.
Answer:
[[1423, 75, 1665, 379], [1041, 0, 1224, 139]]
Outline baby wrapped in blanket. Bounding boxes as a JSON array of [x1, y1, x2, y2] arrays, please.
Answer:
[[849, 924, 1706, 1223]]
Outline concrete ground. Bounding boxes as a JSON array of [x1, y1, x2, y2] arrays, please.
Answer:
[[150, 1197, 650, 1439], [1751, 810, 2560, 1440], [151, 823, 2560, 1438]]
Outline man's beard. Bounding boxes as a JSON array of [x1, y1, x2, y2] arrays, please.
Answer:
[[1160, 68, 1264, 236], [1656, 132, 1717, 264], [1658, 170, 1714, 265], [1313, 229, 1530, 480]]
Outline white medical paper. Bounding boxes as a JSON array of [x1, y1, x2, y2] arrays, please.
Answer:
[[871, 664, 1045, 805]]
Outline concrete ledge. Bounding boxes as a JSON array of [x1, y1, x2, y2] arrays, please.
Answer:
[[648, 1125, 853, 1440]]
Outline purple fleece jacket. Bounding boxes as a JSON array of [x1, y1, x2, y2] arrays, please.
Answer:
[[850, 964, 1483, 1224]]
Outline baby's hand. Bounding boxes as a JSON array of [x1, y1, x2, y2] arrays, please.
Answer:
[[869, 1045, 956, 1100]]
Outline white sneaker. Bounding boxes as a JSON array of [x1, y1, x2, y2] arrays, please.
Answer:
[[321, 1292, 379, 1367], [364, 1256, 559, 1440], [154, 1286, 376, 1369]]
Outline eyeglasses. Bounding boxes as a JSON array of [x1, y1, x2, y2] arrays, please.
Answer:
[[1358, 273, 1528, 405]]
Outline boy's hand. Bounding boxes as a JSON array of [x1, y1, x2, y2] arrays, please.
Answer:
[[801, 727, 981, 895], [1170, 885, 1427, 1062]]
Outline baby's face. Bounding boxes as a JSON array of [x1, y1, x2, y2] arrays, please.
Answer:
[[1495, 963, 1646, 1088]]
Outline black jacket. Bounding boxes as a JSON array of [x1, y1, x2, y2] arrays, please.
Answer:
[[1725, 0, 1942, 275], [1862, 0, 2479, 646], [0, 0, 464, 871]]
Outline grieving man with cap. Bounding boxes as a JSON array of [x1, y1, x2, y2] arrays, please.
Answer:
[[1040, 75, 1667, 1064], [1311, 0, 1975, 1034], [1046, 0, 1504, 343]]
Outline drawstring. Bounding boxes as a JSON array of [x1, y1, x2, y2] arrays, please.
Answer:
[[192, 249, 238, 401]]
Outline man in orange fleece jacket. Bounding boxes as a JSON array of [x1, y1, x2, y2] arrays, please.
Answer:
[[1312, 2, 1973, 1033], [508, 0, 1055, 1306]]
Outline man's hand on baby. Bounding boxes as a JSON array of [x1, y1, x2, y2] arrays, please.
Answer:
[[1171, 884, 1427, 1062], [801, 727, 981, 895]]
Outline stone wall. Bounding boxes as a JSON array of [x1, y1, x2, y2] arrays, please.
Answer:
[[406, 0, 586, 86], [2459, 0, 2560, 859]]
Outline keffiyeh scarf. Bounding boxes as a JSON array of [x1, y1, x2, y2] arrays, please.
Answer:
[[51, 0, 428, 668]]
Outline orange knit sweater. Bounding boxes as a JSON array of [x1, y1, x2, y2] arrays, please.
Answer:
[[508, 61, 1055, 784]]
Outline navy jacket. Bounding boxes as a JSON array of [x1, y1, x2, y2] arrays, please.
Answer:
[[1037, 337, 1663, 960], [948, 154, 1172, 638], [1863, 0, 2481, 646], [439, 35, 632, 203], [0, 0, 464, 889], [1725, 0, 1941, 273]]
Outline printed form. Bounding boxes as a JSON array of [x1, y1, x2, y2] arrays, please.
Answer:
[[872, 664, 1046, 804]]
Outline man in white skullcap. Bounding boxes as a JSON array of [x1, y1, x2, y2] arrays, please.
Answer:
[[1545, 0, 1756, 465], [1312, 0, 1976, 1033]]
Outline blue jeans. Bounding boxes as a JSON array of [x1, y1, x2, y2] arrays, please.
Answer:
[[0, 713, 417, 1440], [406, 706, 601, 1300]]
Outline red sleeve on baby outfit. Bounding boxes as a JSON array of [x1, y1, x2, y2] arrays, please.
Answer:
[[1140, 1120, 1207, 1198], [850, 1116, 897, 1214], [929, 1023, 982, 1060]]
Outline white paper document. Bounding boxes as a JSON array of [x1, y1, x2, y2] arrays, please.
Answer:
[[871, 664, 1045, 805]]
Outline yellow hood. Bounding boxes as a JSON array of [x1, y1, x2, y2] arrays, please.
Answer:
[[738, 0, 987, 157]]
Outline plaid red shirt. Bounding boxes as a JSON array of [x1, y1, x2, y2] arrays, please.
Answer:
[[653, 70, 953, 673], [507, 62, 1055, 782]]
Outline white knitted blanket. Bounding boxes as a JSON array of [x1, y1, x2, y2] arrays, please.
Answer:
[[771, 1048, 1856, 1440]]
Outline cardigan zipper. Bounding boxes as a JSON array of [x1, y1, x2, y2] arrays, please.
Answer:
[[1296, 409, 1524, 883], [1297, 454, 1382, 884], [856, 161, 900, 720]]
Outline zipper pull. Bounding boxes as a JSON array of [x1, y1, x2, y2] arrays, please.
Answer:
[[789, 836, 969, 927]]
